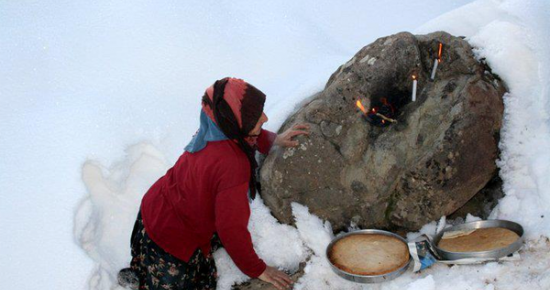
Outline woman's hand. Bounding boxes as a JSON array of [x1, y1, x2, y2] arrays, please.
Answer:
[[274, 124, 310, 147], [258, 266, 293, 290]]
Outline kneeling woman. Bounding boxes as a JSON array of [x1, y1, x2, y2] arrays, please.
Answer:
[[120, 77, 309, 290]]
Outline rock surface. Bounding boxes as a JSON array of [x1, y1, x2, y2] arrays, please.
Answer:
[[260, 31, 506, 231]]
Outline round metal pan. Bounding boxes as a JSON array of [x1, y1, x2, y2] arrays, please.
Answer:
[[326, 229, 411, 283], [432, 219, 524, 260]]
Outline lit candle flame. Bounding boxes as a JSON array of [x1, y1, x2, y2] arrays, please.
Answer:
[[437, 42, 443, 63], [412, 74, 417, 80], [356, 100, 367, 114]]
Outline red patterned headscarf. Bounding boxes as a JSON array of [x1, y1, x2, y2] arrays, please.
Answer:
[[201, 77, 266, 198]]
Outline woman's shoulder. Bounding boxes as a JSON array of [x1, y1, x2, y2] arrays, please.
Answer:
[[203, 140, 250, 167], [204, 140, 251, 189]]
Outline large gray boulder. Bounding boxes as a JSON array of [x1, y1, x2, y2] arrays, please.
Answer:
[[260, 31, 506, 231]]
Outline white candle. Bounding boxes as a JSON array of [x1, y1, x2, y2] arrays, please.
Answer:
[[412, 76, 417, 102], [430, 58, 439, 80]]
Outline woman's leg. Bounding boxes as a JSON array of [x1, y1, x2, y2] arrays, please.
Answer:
[[116, 210, 144, 289], [177, 249, 217, 289], [129, 211, 218, 290]]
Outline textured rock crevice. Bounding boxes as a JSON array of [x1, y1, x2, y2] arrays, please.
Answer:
[[261, 31, 506, 232]]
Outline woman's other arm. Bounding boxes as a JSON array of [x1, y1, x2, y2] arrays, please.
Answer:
[[214, 183, 292, 289], [257, 124, 310, 154]]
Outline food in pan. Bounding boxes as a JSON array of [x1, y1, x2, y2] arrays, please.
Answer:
[[438, 227, 520, 252], [328, 234, 409, 276]]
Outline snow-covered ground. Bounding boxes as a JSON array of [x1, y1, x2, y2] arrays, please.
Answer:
[[1, 0, 549, 289]]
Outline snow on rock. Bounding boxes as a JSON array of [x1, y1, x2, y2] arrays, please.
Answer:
[[417, 0, 550, 241], [292, 203, 333, 257]]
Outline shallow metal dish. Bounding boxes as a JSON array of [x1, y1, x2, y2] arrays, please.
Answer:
[[326, 229, 411, 283], [433, 219, 524, 260]]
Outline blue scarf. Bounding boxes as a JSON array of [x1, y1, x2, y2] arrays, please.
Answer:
[[185, 110, 229, 153]]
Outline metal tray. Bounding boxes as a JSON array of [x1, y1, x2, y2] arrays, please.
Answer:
[[432, 219, 524, 260], [326, 229, 411, 283]]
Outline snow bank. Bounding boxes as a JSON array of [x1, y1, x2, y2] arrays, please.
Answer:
[[74, 143, 169, 289]]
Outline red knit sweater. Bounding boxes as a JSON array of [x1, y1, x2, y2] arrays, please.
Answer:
[[140, 129, 277, 278]]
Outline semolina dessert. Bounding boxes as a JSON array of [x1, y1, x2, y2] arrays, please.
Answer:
[[328, 234, 409, 276], [438, 227, 520, 252]]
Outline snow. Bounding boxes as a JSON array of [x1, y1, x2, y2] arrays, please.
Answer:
[[1, 0, 550, 289], [406, 275, 436, 290], [74, 144, 169, 289]]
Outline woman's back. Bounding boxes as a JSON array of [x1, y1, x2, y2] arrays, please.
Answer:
[[141, 139, 250, 262]]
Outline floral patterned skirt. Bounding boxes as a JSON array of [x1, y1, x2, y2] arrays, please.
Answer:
[[128, 210, 222, 290]]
